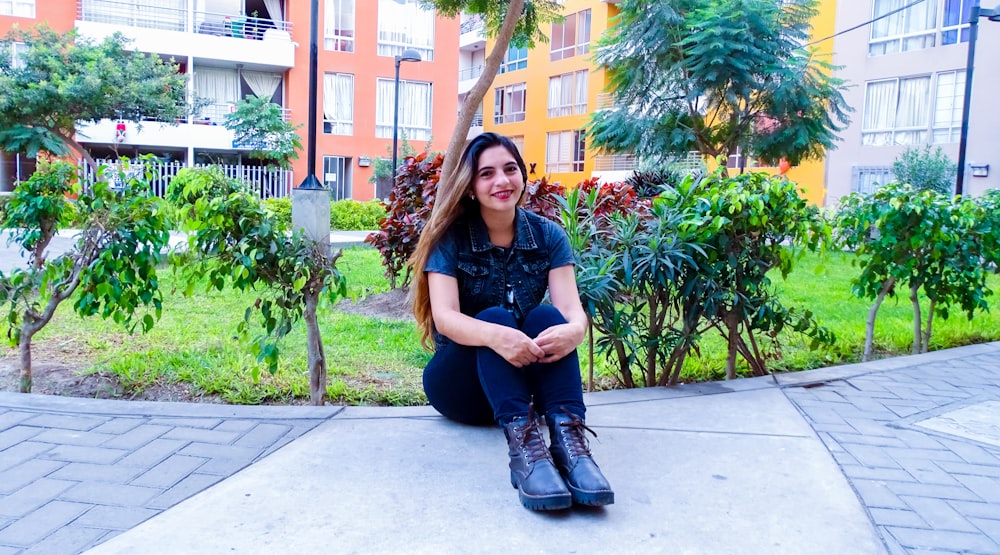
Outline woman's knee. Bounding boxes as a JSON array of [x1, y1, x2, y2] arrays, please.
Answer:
[[522, 305, 567, 335], [476, 306, 517, 327]]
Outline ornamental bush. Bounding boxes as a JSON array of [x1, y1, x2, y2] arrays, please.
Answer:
[[330, 199, 384, 231]]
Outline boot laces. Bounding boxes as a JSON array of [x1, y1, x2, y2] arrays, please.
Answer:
[[558, 410, 597, 457], [516, 404, 551, 464]]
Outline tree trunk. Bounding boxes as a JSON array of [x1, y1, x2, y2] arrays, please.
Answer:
[[614, 339, 633, 388], [50, 127, 99, 177], [303, 289, 327, 406], [725, 313, 739, 380], [923, 299, 936, 354], [645, 296, 660, 387], [587, 320, 594, 392], [18, 327, 35, 393], [910, 284, 922, 355], [438, 0, 525, 186], [863, 277, 895, 362]]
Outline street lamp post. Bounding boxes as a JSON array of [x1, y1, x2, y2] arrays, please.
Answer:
[[955, 3, 1000, 195], [298, 0, 322, 190], [391, 49, 423, 186]]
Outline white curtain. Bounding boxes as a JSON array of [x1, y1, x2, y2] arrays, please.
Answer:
[[194, 67, 240, 122], [574, 70, 588, 114], [894, 76, 930, 144], [862, 80, 896, 146], [323, 73, 354, 135], [376, 78, 431, 140], [377, 0, 435, 60], [324, 0, 354, 50], [242, 70, 281, 100], [871, 0, 905, 39], [547, 77, 561, 117], [262, 0, 282, 22]]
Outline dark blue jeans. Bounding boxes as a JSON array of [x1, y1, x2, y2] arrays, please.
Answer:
[[423, 305, 586, 426]]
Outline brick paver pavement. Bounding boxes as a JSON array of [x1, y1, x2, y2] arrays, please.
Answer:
[[784, 351, 1000, 554], [0, 395, 339, 554]]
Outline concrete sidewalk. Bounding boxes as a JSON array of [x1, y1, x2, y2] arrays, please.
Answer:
[[1, 343, 998, 554]]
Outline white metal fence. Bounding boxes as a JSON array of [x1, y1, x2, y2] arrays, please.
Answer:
[[83, 160, 292, 199]]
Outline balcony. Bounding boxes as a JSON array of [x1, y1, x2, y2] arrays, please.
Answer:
[[83, 159, 292, 199], [466, 111, 484, 139], [76, 1, 295, 69], [460, 15, 485, 51], [458, 65, 483, 94]]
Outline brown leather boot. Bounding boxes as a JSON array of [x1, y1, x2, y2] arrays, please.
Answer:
[[547, 410, 614, 506], [503, 406, 572, 511]]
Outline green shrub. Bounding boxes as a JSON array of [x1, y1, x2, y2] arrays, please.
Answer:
[[330, 199, 385, 231], [892, 145, 956, 195], [0, 193, 11, 224], [263, 197, 292, 228]]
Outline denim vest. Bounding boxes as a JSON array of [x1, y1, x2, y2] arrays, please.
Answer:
[[454, 208, 553, 322]]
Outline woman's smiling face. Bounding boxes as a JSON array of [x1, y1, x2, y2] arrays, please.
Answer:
[[472, 145, 524, 215]]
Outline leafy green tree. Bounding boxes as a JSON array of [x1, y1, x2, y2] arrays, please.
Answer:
[[0, 160, 172, 392], [0, 25, 187, 172], [428, 0, 560, 183], [836, 183, 995, 360], [892, 145, 956, 195], [168, 168, 347, 405], [590, 0, 850, 171], [223, 95, 302, 169]]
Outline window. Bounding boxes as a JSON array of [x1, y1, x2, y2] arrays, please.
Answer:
[[547, 70, 588, 117], [861, 76, 931, 146], [324, 0, 355, 52], [493, 83, 526, 124], [3, 42, 27, 70], [550, 9, 591, 61], [869, 0, 937, 55], [852, 166, 895, 194], [375, 78, 432, 140], [509, 135, 525, 156], [323, 73, 354, 135], [869, 0, 976, 56], [726, 147, 763, 170], [501, 45, 527, 73], [932, 70, 965, 144], [546, 130, 585, 173], [0, 0, 35, 17], [862, 71, 966, 146], [942, 0, 973, 45], [377, 0, 435, 61], [323, 156, 353, 201]]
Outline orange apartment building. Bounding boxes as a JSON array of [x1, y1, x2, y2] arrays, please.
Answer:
[[0, 0, 459, 201]]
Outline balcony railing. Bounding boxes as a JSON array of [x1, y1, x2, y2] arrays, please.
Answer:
[[469, 112, 484, 127], [593, 154, 637, 172], [195, 102, 291, 126], [78, 1, 293, 39], [460, 15, 483, 34], [83, 159, 292, 199], [459, 65, 484, 81]]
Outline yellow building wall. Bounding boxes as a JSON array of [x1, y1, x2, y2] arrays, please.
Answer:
[[483, 0, 616, 188], [484, 0, 836, 205]]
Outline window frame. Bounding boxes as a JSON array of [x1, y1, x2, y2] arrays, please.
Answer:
[[500, 45, 528, 74], [0, 0, 35, 18], [324, 0, 356, 53], [549, 9, 591, 61], [375, 77, 433, 140], [323, 72, 354, 136], [323, 155, 353, 201], [546, 130, 585, 173], [493, 82, 527, 124], [377, 0, 435, 61], [861, 75, 932, 146], [547, 70, 588, 118]]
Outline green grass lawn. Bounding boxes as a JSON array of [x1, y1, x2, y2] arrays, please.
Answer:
[[11, 247, 1000, 404]]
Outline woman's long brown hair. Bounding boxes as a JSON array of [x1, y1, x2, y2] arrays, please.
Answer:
[[409, 133, 528, 350]]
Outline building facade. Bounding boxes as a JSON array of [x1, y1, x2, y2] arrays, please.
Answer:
[[826, 0, 1000, 205], [471, 0, 837, 206], [0, 0, 459, 200]]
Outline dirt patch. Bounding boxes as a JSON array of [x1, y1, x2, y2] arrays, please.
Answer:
[[335, 288, 413, 321]]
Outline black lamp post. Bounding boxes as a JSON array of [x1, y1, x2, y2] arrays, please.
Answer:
[[299, 0, 322, 190], [955, 3, 1000, 196], [391, 48, 423, 184]]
